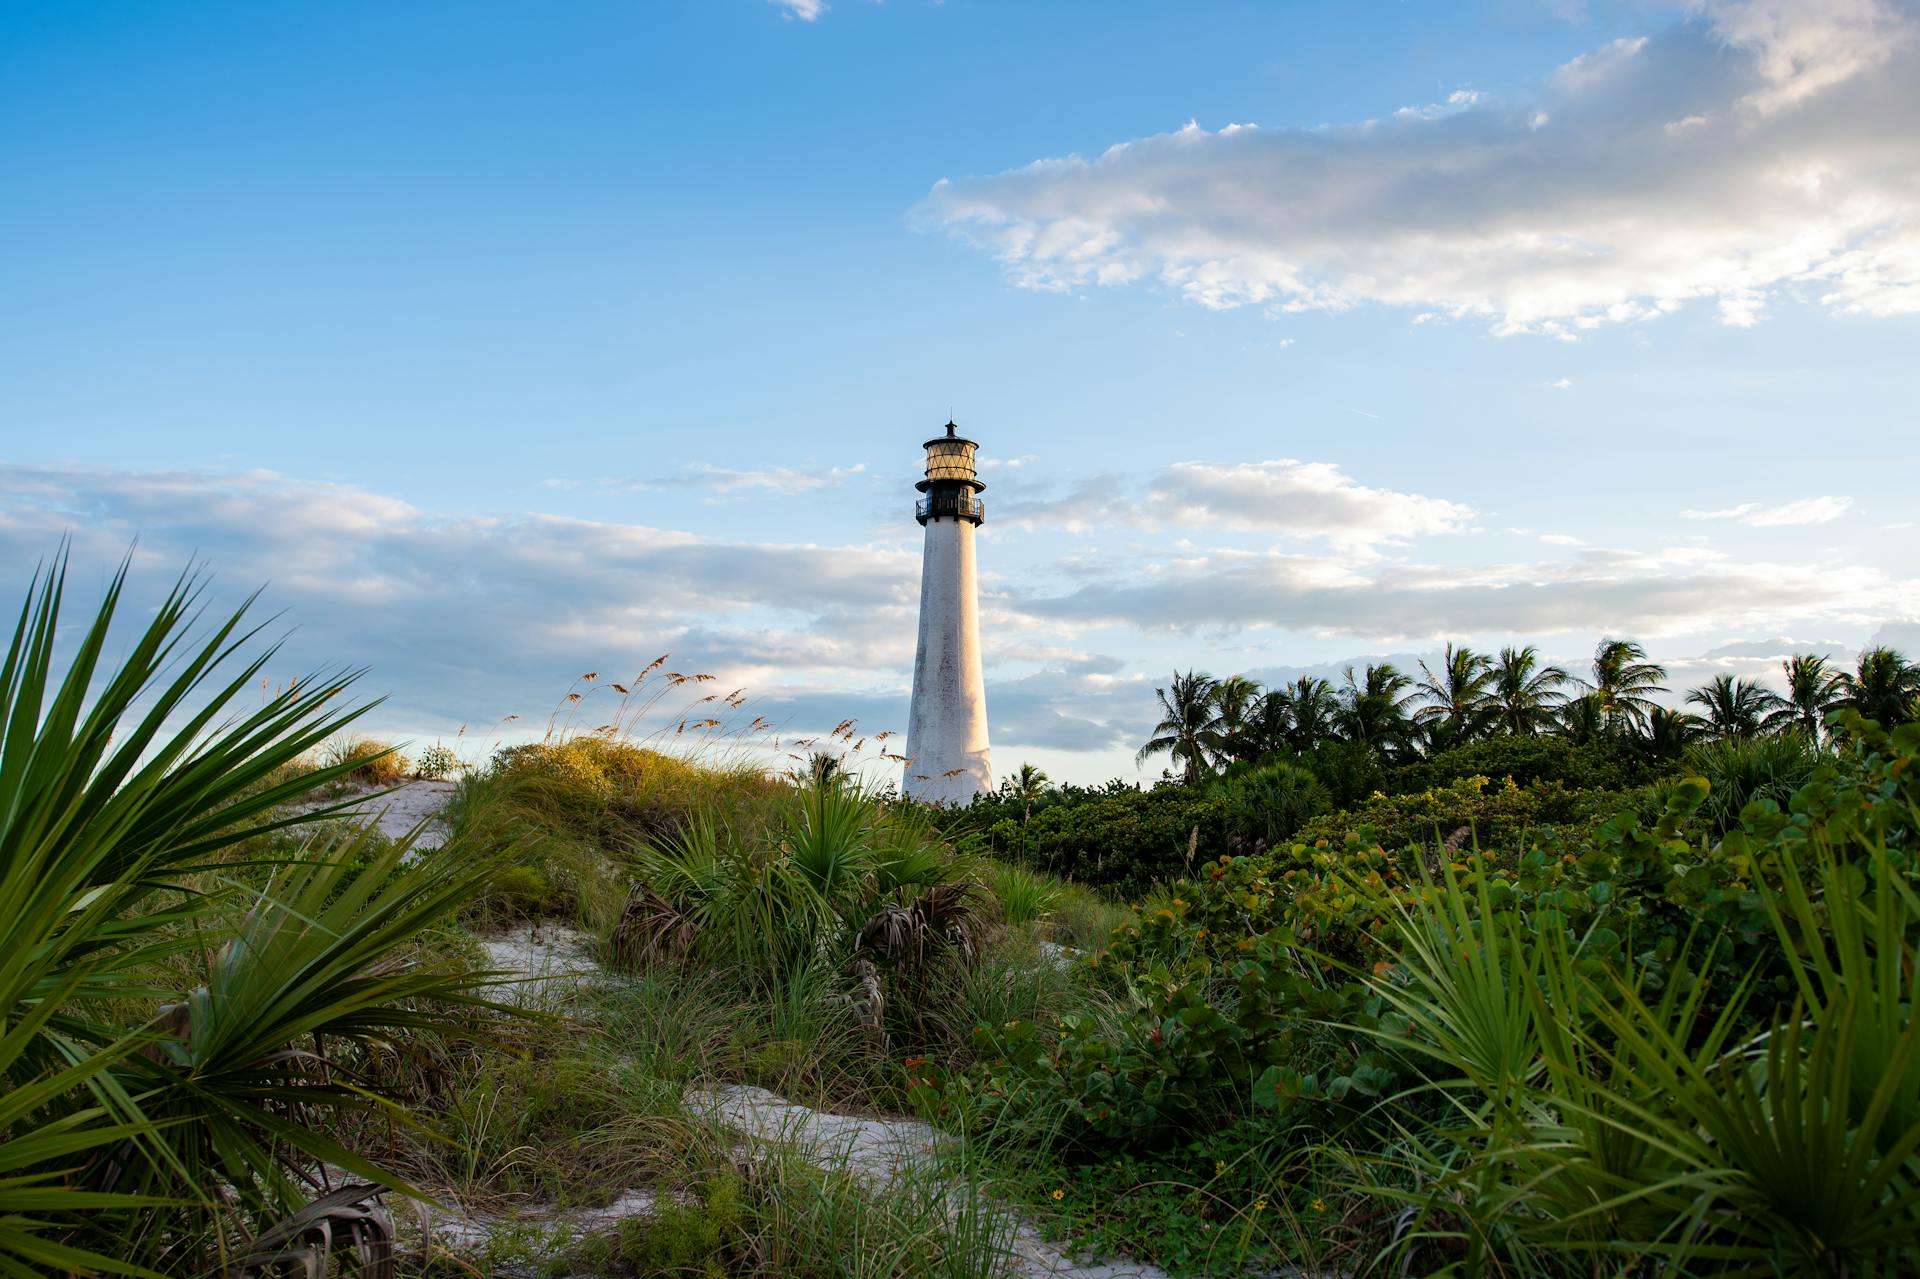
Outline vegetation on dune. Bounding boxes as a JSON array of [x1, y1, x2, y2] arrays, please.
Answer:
[[13, 546, 1920, 1279]]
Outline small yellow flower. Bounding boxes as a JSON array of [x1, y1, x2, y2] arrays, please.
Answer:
[[1214, 1160, 1226, 1175], [1311, 1197, 1327, 1213], [1254, 1197, 1268, 1212], [1051, 1188, 1065, 1201]]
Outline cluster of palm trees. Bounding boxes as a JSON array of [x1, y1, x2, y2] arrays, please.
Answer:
[[1138, 640, 1920, 784]]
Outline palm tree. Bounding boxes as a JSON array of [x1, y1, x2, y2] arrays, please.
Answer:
[[1489, 645, 1571, 736], [1007, 762, 1051, 825], [1643, 704, 1705, 759], [1280, 675, 1342, 753], [1762, 653, 1843, 741], [1248, 688, 1293, 758], [1685, 674, 1782, 740], [1210, 674, 1263, 766], [1835, 646, 1920, 728], [1586, 638, 1668, 733], [1339, 662, 1414, 757], [1137, 670, 1223, 784], [1412, 643, 1496, 747], [1559, 691, 1608, 744]]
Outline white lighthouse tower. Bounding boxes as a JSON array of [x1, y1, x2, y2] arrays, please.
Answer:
[[904, 422, 993, 805]]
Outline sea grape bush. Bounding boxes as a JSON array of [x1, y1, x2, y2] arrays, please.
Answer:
[[958, 784, 1232, 896]]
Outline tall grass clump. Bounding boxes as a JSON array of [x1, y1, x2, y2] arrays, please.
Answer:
[[0, 552, 524, 1274], [980, 861, 1062, 926], [322, 734, 411, 786]]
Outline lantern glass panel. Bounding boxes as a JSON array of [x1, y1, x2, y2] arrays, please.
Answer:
[[924, 440, 977, 482]]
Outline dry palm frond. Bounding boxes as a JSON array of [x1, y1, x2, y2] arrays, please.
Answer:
[[856, 905, 917, 962], [911, 880, 981, 966], [609, 888, 699, 971], [847, 957, 888, 1053], [232, 1183, 393, 1279], [856, 881, 981, 972]]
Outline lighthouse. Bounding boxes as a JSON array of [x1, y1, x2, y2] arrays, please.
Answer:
[[904, 422, 993, 805]]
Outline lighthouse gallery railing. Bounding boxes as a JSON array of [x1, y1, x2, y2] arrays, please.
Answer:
[[915, 493, 986, 524]]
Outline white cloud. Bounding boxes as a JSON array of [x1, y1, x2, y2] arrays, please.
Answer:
[[1549, 377, 1573, 388], [772, 0, 826, 20], [1145, 460, 1474, 546], [1681, 494, 1852, 525], [1021, 541, 1916, 642], [918, 0, 1920, 333], [998, 458, 1476, 550]]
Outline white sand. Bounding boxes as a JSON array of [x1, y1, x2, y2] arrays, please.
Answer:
[[289, 779, 458, 846]]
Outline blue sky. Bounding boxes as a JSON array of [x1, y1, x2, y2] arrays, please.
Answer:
[[2, 0, 1916, 783]]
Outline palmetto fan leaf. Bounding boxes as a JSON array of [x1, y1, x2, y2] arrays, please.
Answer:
[[116, 823, 515, 1224], [0, 968, 173, 1278], [2, 551, 391, 1063], [1, 549, 530, 1267]]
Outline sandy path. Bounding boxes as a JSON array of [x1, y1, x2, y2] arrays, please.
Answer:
[[285, 783, 1230, 1277], [289, 779, 458, 845]]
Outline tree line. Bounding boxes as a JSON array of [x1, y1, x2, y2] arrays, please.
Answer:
[[1137, 640, 1920, 784]]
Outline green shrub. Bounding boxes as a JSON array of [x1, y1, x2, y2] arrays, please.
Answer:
[[0, 554, 518, 1273], [1046, 881, 1132, 950], [1294, 771, 1631, 853], [954, 784, 1230, 896], [484, 863, 563, 919], [415, 741, 461, 779], [1214, 760, 1329, 847], [611, 1175, 745, 1276], [1682, 730, 1823, 832], [1390, 733, 1655, 793]]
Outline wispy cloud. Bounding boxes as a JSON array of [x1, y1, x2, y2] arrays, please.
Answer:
[[687, 462, 866, 494], [634, 462, 867, 496], [999, 457, 1475, 550], [2, 463, 1904, 765], [918, 0, 1920, 334], [1681, 495, 1852, 526], [771, 0, 826, 21], [1018, 542, 1915, 642]]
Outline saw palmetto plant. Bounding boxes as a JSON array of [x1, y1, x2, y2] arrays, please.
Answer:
[[616, 775, 981, 1035], [0, 552, 520, 1273]]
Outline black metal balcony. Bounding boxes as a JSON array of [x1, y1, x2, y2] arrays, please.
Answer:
[[915, 492, 986, 525]]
